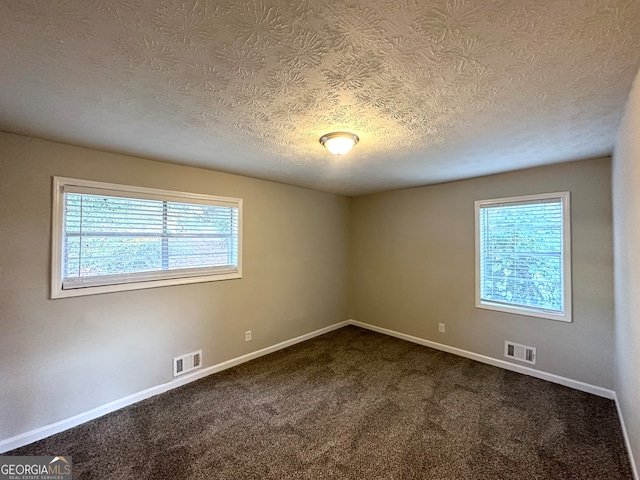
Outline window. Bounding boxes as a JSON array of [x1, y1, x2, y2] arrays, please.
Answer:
[[475, 192, 571, 322], [52, 177, 242, 298]]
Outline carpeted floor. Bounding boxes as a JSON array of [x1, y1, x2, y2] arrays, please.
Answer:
[[8, 326, 632, 479]]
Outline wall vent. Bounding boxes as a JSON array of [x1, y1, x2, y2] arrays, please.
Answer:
[[173, 350, 202, 377], [504, 341, 536, 365]]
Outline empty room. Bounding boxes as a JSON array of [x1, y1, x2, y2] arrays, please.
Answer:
[[1, 0, 639, 479]]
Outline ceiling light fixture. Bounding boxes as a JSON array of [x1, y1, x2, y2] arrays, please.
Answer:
[[319, 132, 359, 155]]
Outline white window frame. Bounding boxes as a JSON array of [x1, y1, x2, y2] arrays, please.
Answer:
[[51, 177, 243, 299], [474, 192, 572, 322]]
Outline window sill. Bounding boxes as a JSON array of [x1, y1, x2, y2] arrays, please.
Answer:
[[476, 300, 572, 323], [51, 270, 242, 299]]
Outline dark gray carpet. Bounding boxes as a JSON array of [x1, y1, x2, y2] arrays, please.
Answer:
[[8, 326, 632, 479]]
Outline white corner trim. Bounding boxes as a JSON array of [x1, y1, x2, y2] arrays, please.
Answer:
[[348, 320, 615, 399], [614, 392, 639, 480], [0, 320, 350, 453]]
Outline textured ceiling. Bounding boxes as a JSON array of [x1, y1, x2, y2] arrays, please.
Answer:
[[1, 0, 639, 195]]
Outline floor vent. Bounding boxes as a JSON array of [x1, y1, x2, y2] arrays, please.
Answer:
[[173, 350, 203, 377], [504, 341, 536, 365]]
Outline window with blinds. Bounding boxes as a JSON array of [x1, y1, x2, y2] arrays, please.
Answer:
[[52, 177, 242, 298], [475, 192, 571, 322]]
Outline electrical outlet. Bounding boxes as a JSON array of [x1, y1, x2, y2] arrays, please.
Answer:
[[438, 323, 445, 333], [245, 330, 252, 342]]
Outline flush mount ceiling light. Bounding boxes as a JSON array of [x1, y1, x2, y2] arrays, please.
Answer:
[[319, 132, 359, 155]]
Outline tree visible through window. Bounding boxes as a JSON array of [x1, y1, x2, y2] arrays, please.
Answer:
[[475, 192, 571, 322], [52, 177, 242, 298], [64, 195, 237, 279]]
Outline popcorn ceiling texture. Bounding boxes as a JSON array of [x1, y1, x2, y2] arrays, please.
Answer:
[[0, 0, 639, 195]]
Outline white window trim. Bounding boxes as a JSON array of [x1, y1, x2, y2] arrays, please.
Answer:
[[51, 176, 243, 299], [474, 191, 572, 323]]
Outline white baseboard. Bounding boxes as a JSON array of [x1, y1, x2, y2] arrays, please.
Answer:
[[348, 320, 615, 399], [0, 318, 626, 461], [352, 319, 640, 476], [614, 393, 639, 480], [0, 320, 350, 453]]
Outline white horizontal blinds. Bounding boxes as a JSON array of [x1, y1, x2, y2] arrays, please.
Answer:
[[164, 201, 238, 270], [479, 198, 564, 314], [62, 190, 239, 289], [63, 184, 239, 208]]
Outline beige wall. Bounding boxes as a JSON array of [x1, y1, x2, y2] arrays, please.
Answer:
[[0, 129, 623, 451], [0, 132, 349, 441], [349, 158, 615, 389], [613, 71, 640, 474]]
